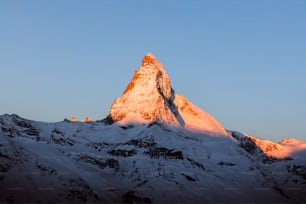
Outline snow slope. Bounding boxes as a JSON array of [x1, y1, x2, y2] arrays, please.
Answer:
[[1, 114, 306, 203]]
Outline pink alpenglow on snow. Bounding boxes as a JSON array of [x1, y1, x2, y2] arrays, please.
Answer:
[[108, 53, 227, 135], [248, 135, 306, 159], [70, 116, 77, 122], [83, 116, 94, 122]]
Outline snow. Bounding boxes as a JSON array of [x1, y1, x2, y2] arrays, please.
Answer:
[[1, 114, 306, 203], [245, 134, 306, 159]]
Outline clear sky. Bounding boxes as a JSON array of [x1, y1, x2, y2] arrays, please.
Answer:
[[1, 1, 305, 142]]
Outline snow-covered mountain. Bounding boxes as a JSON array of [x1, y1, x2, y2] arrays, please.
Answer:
[[1, 54, 306, 203], [108, 53, 226, 135]]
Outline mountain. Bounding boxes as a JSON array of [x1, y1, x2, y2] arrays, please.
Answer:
[[108, 53, 226, 135], [1, 54, 306, 203]]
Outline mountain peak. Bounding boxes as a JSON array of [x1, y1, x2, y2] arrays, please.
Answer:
[[108, 54, 227, 135], [142, 53, 160, 66]]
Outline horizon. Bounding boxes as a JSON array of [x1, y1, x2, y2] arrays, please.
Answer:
[[1, 1, 306, 142]]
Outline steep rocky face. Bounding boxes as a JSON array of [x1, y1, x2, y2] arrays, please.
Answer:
[[108, 53, 227, 135]]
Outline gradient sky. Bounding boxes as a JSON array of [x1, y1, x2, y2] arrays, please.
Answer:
[[1, 1, 305, 142]]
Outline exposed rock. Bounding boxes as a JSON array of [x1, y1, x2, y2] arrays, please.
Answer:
[[121, 190, 152, 204]]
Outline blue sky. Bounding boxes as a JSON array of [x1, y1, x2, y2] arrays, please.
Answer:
[[1, 1, 305, 141]]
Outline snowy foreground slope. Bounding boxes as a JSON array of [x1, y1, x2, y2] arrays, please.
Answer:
[[1, 54, 306, 203], [1, 115, 306, 203]]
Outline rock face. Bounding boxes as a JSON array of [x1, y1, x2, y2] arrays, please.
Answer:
[[109, 53, 226, 135]]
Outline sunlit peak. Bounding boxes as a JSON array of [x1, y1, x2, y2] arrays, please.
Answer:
[[142, 53, 160, 66]]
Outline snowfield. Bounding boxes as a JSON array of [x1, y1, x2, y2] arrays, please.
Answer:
[[1, 114, 306, 203]]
